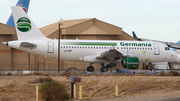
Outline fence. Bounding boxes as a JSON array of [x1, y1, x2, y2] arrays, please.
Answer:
[[0, 63, 180, 71], [0, 63, 97, 71]]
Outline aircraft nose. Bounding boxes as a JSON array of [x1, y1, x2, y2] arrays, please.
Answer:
[[172, 51, 178, 59]]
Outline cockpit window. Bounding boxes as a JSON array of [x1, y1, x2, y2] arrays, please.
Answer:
[[165, 47, 170, 50]]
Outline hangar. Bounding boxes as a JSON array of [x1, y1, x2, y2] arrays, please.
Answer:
[[0, 18, 143, 71]]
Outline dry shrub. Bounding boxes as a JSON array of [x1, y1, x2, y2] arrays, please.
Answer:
[[43, 77, 53, 83], [166, 71, 180, 76], [30, 77, 53, 84], [39, 80, 70, 101], [157, 71, 165, 76], [13, 73, 24, 76], [38, 77, 52, 83], [59, 72, 67, 76], [92, 73, 101, 76], [6, 72, 12, 76], [120, 73, 134, 76], [134, 73, 149, 76], [103, 72, 111, 76], [1, 95, 11, 101], [0, 73, 5, 76], [166, 72, 174, 76], [34, 72, 42, 75], [41, 73, 49, 76]]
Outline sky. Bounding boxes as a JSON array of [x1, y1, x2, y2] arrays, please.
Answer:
[[0, 0, 180, 42]]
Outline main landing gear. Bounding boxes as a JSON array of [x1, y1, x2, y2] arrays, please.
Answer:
[[100, 63, 108, 72], [86, 63, 109, 72]]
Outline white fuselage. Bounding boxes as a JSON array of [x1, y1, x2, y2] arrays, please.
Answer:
[[7, 39, 177, 64]]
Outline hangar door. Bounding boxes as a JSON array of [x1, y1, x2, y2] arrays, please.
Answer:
[[47, 41, 54, 53], [153, 43, 160, 55]]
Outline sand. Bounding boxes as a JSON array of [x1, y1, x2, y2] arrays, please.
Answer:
[[0, 75, 180, 101]]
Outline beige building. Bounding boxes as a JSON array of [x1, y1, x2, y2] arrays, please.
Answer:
[[0, 18, 142, 71]]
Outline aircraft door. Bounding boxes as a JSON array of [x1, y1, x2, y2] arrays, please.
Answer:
[[153, 43, 160, 55], [47, 41, 54, 53]]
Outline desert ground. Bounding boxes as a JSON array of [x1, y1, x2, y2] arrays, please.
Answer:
[[0, 73, 180, 101]]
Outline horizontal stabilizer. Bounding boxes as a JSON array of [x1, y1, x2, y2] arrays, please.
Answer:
[[20, 42, 36, 49]]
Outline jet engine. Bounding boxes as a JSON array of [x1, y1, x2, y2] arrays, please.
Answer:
[[175, 54, 180, 63], [121, 57, 139, 69]]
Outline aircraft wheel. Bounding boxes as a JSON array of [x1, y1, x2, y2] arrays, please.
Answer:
[[89, 66, 94, 72], [100, 67, 104, 72], [103, 67, 108, 72], [87, 66, 94, 72], [87, 66, 91, 71]]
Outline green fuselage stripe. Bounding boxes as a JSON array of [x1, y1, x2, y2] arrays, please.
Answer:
[[61, 42, 117, 46]]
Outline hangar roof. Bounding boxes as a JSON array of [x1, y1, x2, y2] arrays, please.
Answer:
[[40, 18, 92, 36], [0, 22, 15, 35], [40, 18, 123, 37]]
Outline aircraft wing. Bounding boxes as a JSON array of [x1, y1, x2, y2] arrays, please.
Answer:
[[97, 49, 135, 60], [166, 42, 180, 49], [20, 42, 37, 49]]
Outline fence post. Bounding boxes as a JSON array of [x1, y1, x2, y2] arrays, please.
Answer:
[[36, 85, 39, 101], [79, 85, 82, 99], [48, 64, 49, 74], [74, 84, 76, 99], [66, 63, 67, 70], [84, 63, 85, 71], [31, 64, 32, 73], [115, 85, 118, 96]]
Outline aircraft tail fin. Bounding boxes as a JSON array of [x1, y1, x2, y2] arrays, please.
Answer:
[[132, 31, 138, 38], [11, 6, 47, 40], [6, 0, 30, 27]]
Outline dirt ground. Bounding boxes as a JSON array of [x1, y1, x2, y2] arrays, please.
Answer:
[[0, 74, 180, 101]]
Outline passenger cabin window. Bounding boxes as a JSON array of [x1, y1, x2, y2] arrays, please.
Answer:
[[165, 47, 170, 50]]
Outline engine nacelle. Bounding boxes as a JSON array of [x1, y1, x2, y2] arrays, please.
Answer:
[[121, 57, 139, 69], [79, 55, 105, 63], [175, 54, 180, 63]]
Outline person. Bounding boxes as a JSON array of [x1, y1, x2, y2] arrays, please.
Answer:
[[146, 63, 148, 70]]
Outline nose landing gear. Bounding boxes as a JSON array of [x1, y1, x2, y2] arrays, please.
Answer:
[[87, 66, 94, 72]]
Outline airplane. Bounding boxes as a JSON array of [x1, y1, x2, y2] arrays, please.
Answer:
[[2, 6, 178, 72], [132, 31, 180, 50], [132, 31, 180, 69], [6, 0, 30, 27]]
